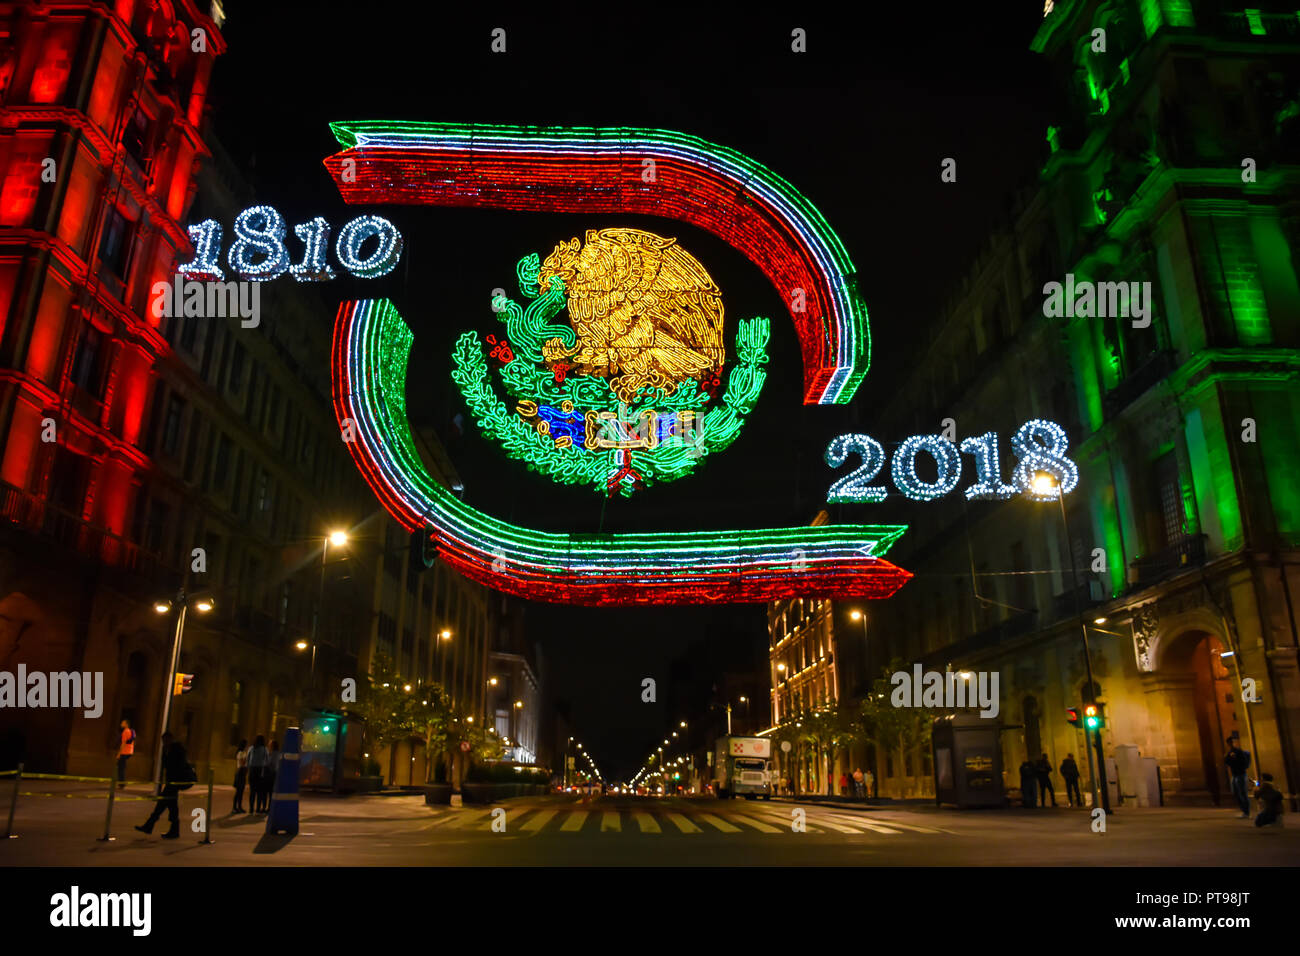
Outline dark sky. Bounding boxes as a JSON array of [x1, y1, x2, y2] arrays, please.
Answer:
[[213, 3, 1058, 779]]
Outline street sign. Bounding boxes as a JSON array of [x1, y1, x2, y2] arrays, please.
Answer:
[[780, 740, 791, 753]]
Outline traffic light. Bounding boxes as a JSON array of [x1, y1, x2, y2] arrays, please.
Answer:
[[173, 673, 194, 696], [1066, 707, 1080, 726], [1083, 703, 1104, 730]]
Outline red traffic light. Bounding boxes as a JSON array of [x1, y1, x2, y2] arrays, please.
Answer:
[[1066, 707, 1080, 726]]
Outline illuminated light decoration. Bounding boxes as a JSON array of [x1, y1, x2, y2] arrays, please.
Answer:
[[825, 434, 888, 503], [959, 431, 1017, 500], [333, 298, 911, 605], [335, 214, 403, 278], [178, 219, 224, 281], [322, 121, 868, 405], [452, 240, 770, 497], [891, 434, 962, 501], [290, 216, 337, 281], [184, 208, 402, 280], [1010, 418, 1079, 500], [228, 204, 290, 281]]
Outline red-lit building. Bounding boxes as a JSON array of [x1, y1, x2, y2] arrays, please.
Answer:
[[0, 0, 225, 773]]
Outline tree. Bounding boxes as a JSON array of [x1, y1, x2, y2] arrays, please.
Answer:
[[857, 658, 939, 795]]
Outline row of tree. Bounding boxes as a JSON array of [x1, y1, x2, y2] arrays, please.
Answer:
[[351, 655, 501, 783], [774, 658, 939, 796]]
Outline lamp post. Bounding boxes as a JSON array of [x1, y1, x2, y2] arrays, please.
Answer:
[[151, 591, 212, 788], [1033, 472, 1110, 814], [305, 529, 349, 706]]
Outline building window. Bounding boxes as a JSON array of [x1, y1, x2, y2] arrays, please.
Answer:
[[1152, 451, 1184, 548], [98, 205, 135, 279], [161, 395, 184, 456], [211, 433, 231, 489], [228, 342, 246, 392], [70, 325, 107, 397]]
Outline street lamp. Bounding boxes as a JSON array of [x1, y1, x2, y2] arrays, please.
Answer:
[[1034, 470, 1109, 815], [307, 528, 349, 704], [151, 591, 213, 787]]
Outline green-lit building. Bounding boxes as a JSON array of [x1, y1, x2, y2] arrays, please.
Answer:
[[861, 0, 1300, 805]]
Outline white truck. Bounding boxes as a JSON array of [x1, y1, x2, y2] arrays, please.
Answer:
[[712, 736, 772, 800]]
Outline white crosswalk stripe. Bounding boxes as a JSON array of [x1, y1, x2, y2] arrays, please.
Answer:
[[520, 809, 558, 831], [560, 810, 589, 832], [426, 804, 949, 836]]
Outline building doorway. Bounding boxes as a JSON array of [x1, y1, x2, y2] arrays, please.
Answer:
[[1164, 630, 1239, 804]]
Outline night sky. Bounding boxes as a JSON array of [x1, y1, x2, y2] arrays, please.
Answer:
[[213, 4, 1057, 779]]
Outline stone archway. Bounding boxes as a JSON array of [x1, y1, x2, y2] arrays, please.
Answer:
[[1147, 627, 1239, 805]]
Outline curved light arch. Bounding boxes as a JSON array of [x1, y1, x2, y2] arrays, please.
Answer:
[[323, 121, 869, 406], [332, 298, 909, 606]]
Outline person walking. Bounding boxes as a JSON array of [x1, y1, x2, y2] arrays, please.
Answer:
[[1060, 753, 1082, 807], [115, 718, 136, 789], [1253, 774, 1283, 828], [247, 735, 270, 813], [1224, 737, 1252, 818], [863, 769, 874, 800], [1035, 753, 1057, 807], [135, 734, 189, 839], [838, 771, 849, 796], [232, 739, 249, 814], [1018, 758, 1038, 808], [852, 767, 865, 799]]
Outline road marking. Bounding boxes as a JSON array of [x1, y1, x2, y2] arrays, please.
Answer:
[[440, 810, 497, 830], [601, 812, 621, 832], [731, 814, 782, 833], [664, 812, 701, 833], [520, 810, 558, 832], [633, 812, 660, 833], [560, 811, 589, 832], [695, 813, 742, 833], [822, 812, 942, 834], [802, 816, 863, 834]]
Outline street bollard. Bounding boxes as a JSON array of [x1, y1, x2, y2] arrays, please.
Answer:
[[97, 763, 116, 842], [200, 767, 213, 845], [4, 763, 20, 839]]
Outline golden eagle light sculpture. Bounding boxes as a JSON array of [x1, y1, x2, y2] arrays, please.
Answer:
[[538, 227, 726, 402]]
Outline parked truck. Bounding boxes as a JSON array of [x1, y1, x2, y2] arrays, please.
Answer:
[[712, 736, 772, 799]]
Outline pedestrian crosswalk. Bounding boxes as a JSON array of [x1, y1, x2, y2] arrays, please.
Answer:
[[423, 803, 953, 837]]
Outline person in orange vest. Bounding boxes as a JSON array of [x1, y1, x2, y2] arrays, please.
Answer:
[[116, 718, 136, 789]]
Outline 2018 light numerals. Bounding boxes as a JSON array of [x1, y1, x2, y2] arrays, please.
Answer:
[[826, 419, 1078, 504]]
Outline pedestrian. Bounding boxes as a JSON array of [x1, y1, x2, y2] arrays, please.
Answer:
[[115, 718, 136, 789], [135, 734, 190, 839], [838, 771, 849, 796], [863, 769, 874, 800], [1060, 753, 1082, 807], [1035, 753, 1057, 807], [247, 735, 270, 813], [852, 767, 865, 799], [1224, 737, 1252, 818], [1253, 773, 1283, 828], [1018, 758, 1038, 808], [232, 739, 249, 814]]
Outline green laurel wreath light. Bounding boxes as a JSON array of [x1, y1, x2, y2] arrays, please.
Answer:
[[451, 254, 770, 497]]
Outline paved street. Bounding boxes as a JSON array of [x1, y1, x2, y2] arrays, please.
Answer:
[[2, 782, 1294, 866]]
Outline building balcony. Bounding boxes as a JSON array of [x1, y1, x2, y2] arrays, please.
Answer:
[[1102, 350, 1176, 422], [1130, 534, 1208, 587], [1051, 580, 1103, 621], [0, 479, 171, 581]]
